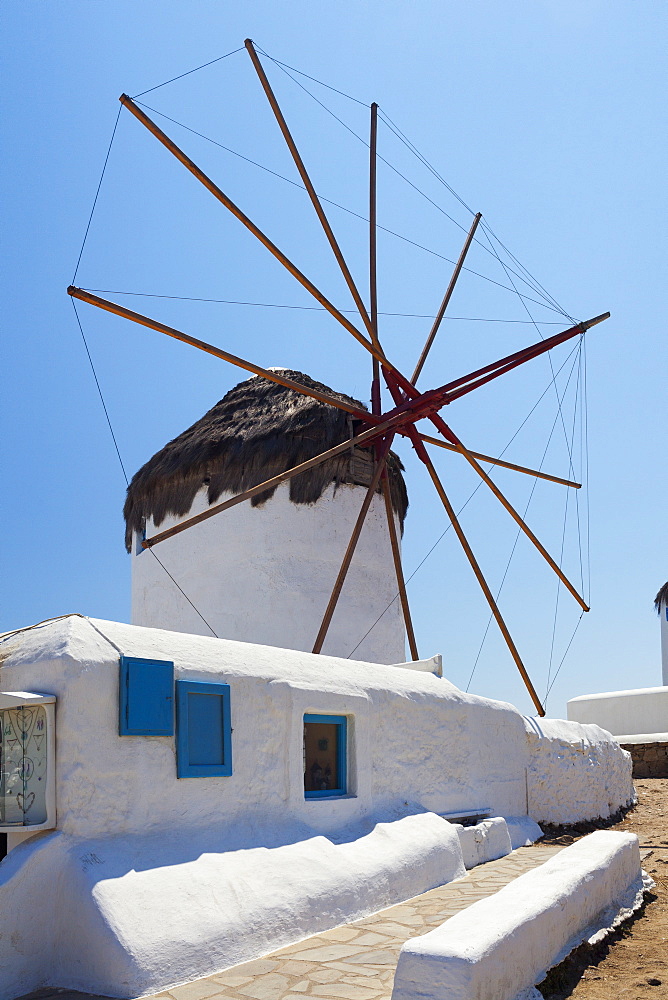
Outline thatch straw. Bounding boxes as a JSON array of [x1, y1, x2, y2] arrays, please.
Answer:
[[655, 582, 668, 614], [123, 370, 408, 551]]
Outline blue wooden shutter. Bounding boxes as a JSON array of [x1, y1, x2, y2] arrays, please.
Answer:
[[176, 681, 232, 778], [119, 657, 174, 736]]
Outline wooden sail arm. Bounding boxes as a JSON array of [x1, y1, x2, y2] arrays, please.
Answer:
[[411, 212, 482, 385], [382, 314, 609, 416], [67, 286, 375, 421], [406, 426, 545, 716], [381, 467, 419, 661], [244, 40, 382, 357], [427, 412, 589, 611], [417, 433, 581, 489], [434, 313, 610, 400], [142, 419, 402, 547], [369, 101, 381, 412], [312, 435, 395, 654], [117, 94, 389, 367]]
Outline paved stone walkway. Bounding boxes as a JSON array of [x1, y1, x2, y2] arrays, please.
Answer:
[[19, 843, 657, 1000], [151, 845, 564, 1000]]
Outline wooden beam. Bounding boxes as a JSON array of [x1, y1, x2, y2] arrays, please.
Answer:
[[418, 433, 581, 488], [118, 94, 384, 364], [312, 437, 394, 654], [245, 40, 382, 356], [143, 419, 402, 547], [381, 469, 419, 661], [413, 434, 545, 716], [67, 286, 373, 420], [435, 313, 610, 400], [426, 415, 589, 612], [412, 212, 482, 384]]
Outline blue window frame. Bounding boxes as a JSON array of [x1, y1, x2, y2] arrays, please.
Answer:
[[176, 680, 232, 778], [303, 714, 347, 798], [119, 656, 174, 736]]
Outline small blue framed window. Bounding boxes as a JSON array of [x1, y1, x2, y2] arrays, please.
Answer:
[[119, 656, 174, 736], [304, 714, 347, 798], [176, 680, 232, 778]]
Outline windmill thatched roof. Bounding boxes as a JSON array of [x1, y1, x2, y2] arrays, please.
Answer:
[[123, 370, 408, 551], [655, 582, 668, 613]]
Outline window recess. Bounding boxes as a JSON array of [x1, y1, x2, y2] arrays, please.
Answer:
[[303, 714, 347, 798]]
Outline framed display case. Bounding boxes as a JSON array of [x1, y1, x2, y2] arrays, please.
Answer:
[[0, 692, 56, 833]]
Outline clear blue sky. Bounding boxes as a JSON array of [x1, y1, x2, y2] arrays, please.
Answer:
[[2, 1, 666, 718]]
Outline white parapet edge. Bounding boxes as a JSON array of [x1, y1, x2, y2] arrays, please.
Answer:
[[390, 654, 443, 676], [392, 830, 652, 1000]]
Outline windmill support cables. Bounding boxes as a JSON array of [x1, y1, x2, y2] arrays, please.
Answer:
[[244, 40, 380, 354], [412, 212, 482, 385], [70, 56, 609, 712], [117, 94, 388, 367]]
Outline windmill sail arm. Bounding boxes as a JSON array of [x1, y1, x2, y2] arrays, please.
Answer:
[[400, 422, 545, 715], [435, 313, 610, 399], [244, 40, 382, 356], [427, 413, 590, 612], [417, 433, 581, 488], [381, 468, 419, 661], [411, 212, 482, 385], [67, 286, 374, 421], [117, 94, 386, 366], [312, 436, 395, 654], [142, 420, 399, 548]]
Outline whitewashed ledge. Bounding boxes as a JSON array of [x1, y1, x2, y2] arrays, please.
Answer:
[[392, 830, 652, 1000]]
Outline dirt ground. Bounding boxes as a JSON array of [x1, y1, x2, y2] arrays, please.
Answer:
[[537, 777, 668, 1000]]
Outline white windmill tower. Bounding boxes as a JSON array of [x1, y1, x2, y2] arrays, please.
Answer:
[[125, 369, 410, 664]]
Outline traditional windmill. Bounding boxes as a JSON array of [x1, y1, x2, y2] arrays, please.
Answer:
[[68, 39, 609, 716]]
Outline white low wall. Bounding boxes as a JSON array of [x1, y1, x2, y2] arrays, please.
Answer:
[[524, 717, 634, 825], [392, 831, 648, 1000], [452, 817, 512, 869], [568, 686, 668, 738], [0, 814, 465, 999]]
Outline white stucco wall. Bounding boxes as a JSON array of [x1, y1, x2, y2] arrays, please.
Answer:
[[524, 717, 634, 825], [0, 616, 532, 842], [0, 616, 635, 843], [568, 686, 668, 740], [132, 481, 406, 664]]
